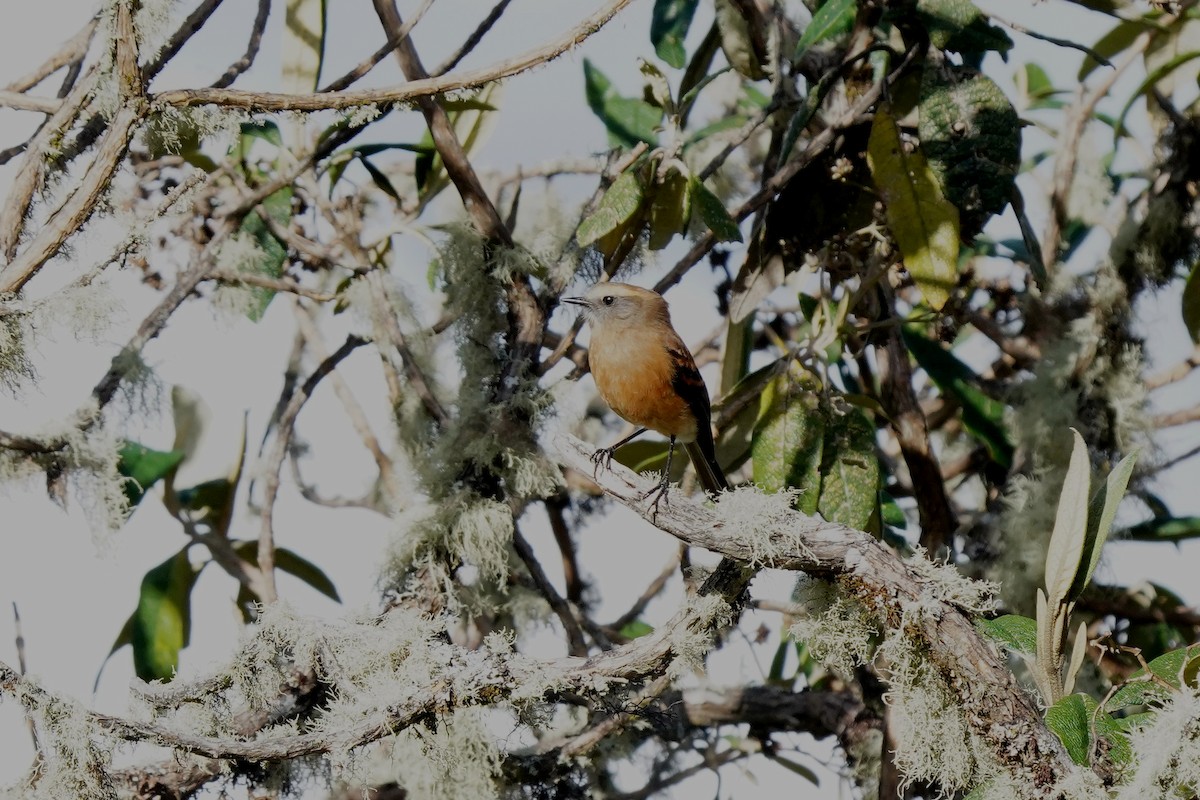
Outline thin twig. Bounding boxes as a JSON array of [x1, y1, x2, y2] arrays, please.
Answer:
[[258, 334, 368, 604], [319, 0, 435, 92], [512, 524, 589, 657], [431, 0, 515, 76], [1146, 343, 1200, 390], [210, 0, 271, 89]]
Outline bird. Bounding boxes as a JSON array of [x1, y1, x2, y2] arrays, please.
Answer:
[[562, 283, 729, 512]]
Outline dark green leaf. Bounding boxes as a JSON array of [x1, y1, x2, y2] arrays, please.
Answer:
[[1184, 260, 1200, 342], [902, 327, 1013, 467], [577, 170, 645, 248], [438, 99, 498, 113], [583, 59, 662, 148], [880, 491, 907, 529], [690, 176, 742, 242], [1045, 693, 1092, 765], [868, 108, 960, 311], [237, 120, 283, 154], [751, 371, 824, 512], [768, 639, 791, 684], [817, 406, 880, 531], [767, 754, 820, 784], [360, 157, 401, 202], [919, 65, 1021, 237], [795, 0, 857, 58], [976, 614, 1037, 655], [1110, 645, 1200, 707], [651, 0, 699, 68], [234, 186, 293, 321], [233, 541, 341, 602], [117, 441, 185, 509], [1124, 516, 1200, 542], [914, 0, 1013, 57]]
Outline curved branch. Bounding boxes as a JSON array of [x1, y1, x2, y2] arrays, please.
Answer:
[[151, 0, 633, 111]]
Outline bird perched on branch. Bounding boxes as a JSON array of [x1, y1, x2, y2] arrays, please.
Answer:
[[563, 283, 728, 512]]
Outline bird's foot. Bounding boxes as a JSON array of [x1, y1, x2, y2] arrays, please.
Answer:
[[590, 446, 616, 478], [642, 476, 671, 521]]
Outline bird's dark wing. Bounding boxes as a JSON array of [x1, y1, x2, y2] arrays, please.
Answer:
[[667, 344, 729, 494]]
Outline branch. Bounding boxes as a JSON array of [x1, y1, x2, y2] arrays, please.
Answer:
[[151, 0, 634, 111], [550, 433, 1078, 793], [210, 0, 271, 88]]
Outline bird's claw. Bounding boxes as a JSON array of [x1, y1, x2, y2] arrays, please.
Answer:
[[590, 446, 616, 479], [642, 477, 671, 521]]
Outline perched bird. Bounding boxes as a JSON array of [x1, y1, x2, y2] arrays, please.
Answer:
[[563, 283, 728, 510]]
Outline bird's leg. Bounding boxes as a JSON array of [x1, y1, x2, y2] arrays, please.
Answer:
[[591, 426, 647, 477], [644, 435, 675, 520]]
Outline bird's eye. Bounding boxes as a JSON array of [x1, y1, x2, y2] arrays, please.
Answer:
[[602, 295, 615, 306]]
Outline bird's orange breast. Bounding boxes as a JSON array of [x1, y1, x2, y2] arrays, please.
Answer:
[[588, 328, 699, 442]]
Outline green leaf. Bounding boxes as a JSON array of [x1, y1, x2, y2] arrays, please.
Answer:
[[1078, 20, 1153, 81], [976, 614, 1037, 655], [1125, 515, 1200, 542], [751, 371, 824, 511], [1114, 50, 1200, 140], [768, 639, 791, 684], [1183, 260, 1200, 342], [817, 406, 880, 531], [619, 620, 654, 639], [1045, 693, 1093, 765], [1045, 693, 1131, 767], [767, 754, 820, 785], [902, 327, 1013, 468], [236, 120, 283, 156], [1044, 430, 1091, 607], [234, 186, 293, 321], [880, 491, 907, 529], [233, 541, 340, 602], [1069, 450, 1138, 599], [648, 165, 691, 250], [1110, 645, 1200, 707], [713, 0, 766, 80], [919, 65, 1020, 237], [914, 0, 1013, 57], [796, 0, 857, 58], [119, 548, 201, 682], [438, 98, 498, 113], [583, 59, 662, 148], [651, 0, 699, 68], [867, 108, 960, 311], [117, 441, 185, 509], [577, 170, 645, 248], [690, 176, 742, 242], [360, 157, 401, 202]]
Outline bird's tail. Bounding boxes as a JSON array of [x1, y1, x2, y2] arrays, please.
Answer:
[[684, 439, 729, 497]]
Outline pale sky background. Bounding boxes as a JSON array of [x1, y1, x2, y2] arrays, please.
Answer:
[[0, 1, 1197, 798]]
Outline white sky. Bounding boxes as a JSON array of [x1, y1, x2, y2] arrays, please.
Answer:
[[0, 1, 1198, 798]]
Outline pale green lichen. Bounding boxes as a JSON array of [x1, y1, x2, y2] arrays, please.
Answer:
[[788, 577, 878, 676], [904, 547, 999, 616], [711, 486, 814, 565], [1115, 686, 1200, 799], [667, 594, 733, 677]]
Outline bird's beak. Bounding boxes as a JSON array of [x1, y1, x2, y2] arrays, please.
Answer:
[[561, 296, 588, 307]]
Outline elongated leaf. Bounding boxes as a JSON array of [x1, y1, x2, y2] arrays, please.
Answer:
[[795, 0, 856, 58], [902, 327, 1013, 468], [1114, 50, 1200, 140], [817, 407, 880, 532], [1184, 260, 1200, 342], [648, 165, 691, 250], [117, 441, 185, 509], [713, 0, 766, 79], [1044, 429, 1091, 607], [1078, 19, 1154, 81], [116, 548, 200, 682], [233, 541, 340, 602], [360, 158, 401, 202], [1069, 449, 1138, 599], [976, 614, 1037, 655], [651, 0, 699, 68], [619, 620, 654, 639], [1124, 515, 1200, 542], [583, 60, 662, 148], [1063, 621, 1089, 695], [690, 176, 743, 242], [577, 170, 645, 248], [235, 186, 293, 321], [1045, 693, 1092, 765], [768, 754, 820, 785], [751, 371, 824, 511], [867, 109, 960, 311]]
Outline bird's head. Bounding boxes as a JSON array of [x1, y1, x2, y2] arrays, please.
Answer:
[[562, 283, 669, 327]]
